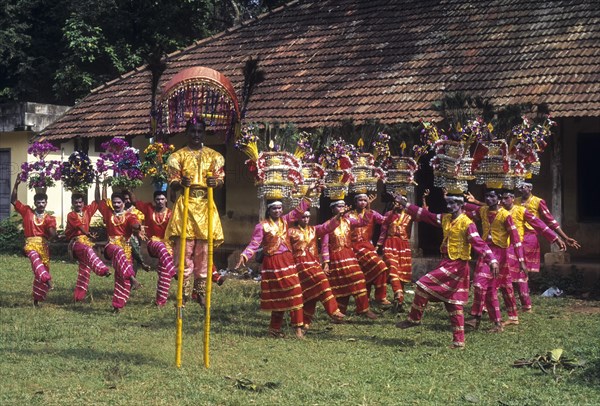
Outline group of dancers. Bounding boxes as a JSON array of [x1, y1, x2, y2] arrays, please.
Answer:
[[10, 118, 227, 313], [11, 119, 580, 347], [235, 183, 579, 347]]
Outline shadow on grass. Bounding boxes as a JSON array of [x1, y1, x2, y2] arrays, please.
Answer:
[[577, 357, 600, 388]]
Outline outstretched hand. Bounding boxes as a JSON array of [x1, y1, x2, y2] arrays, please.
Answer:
[[555, 238, 567, 252], [235, 255, 247, 269], [565, 237, 581, 249]]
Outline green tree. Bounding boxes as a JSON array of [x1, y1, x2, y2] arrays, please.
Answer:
[[0, 0, 287, 105]]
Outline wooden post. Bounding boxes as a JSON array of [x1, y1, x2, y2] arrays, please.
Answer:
[[551, 122, 563, 253]]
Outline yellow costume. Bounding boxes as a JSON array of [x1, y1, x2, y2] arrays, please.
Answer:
[[165, 146, 225, 245]]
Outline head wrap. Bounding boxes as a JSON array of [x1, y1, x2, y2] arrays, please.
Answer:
[[330, 200, 346, 207], [518, 181, 533, 188], [445, 194, 465, 203], [267, 201, 283, 209], [354, 193, 368, 200]]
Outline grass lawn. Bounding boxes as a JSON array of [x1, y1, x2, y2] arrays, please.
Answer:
[[1, 254, 599, 405]]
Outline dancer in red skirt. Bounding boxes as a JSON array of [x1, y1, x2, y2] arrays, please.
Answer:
[[288, 210, 345, 329], [377, 199, 412, 310], [236, 194, 316, 339], [65, 179, 110, 302], [395, 194, 498, 349], [347, 194, 390, 306], [321, 200, 378, 319], [11, 178, 57, 306]]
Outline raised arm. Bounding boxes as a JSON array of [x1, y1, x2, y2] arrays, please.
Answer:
[[282, 197, 311, 225], [11, 177, 20, 206], [94, 176, 101, 203], [376, 210, 395, 246], [315, 215, 341, 238], [101, 180, 108, 202]]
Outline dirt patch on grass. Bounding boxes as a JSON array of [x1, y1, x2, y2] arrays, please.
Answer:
[[568, 300, 600, 315]]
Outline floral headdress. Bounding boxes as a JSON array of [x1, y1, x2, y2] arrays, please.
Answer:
[[141, 142, 175, 190], [235, 125, 303, 201], [348, 136, 386, 194], [19, 141, 62, 190], [369, 133, 418, 196], [507, 115, 556, 179], [290, 131, 324, 207], [61, 151, 96, 193], [317, 138, 356, 200], [96, 138, 143, 190], [416, 119, 476, 194]]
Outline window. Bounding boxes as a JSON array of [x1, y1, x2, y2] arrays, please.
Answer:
[[577, 133, 600, 221], [0, 149, 10, 219]]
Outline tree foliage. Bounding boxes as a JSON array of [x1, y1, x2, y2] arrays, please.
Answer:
[[0, 0, 287, 105]]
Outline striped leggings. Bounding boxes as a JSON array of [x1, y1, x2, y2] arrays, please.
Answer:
[[26, 250, 51, 302], [409, 288, 465, 347], [147, 240, 176, 306], [105, 243, 135, 309], [72, 242, 110, 301]]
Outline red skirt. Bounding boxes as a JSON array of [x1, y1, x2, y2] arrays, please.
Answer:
[[416, 258, 470, 305], [352, 241, 388, 283], [328, 247, 367, 298], [260, 251, 304, 312], [295, 252, 336, 303], [383, 236, 412, 283]]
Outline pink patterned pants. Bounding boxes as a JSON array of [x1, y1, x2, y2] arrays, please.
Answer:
[[26, 250, 51, 302], [104, 243, 135, 309], [408, 288, 465, 346], [147, 240, 176, 306], [72, 242, 110, 301], [172, 239, 208, 280]]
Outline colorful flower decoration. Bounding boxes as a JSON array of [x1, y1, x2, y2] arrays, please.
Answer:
[[19, 141, 62, 190], [141, 142, 175, 188], [61, 151, 96, 193], [96, 138, 143, 190]]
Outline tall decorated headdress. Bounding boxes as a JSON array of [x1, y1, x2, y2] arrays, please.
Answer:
[[507, 115, 556, 183], [421, 119, 476, 194], [467, 119, 518, 189], [157, 66, 241, 138], [289, 131, 324, 208], [373, 132, 418, 196], [348, 136, 386, 194], [470, 114, 556, 189], [472, 138, 512, 189], [235, 125, 304, 201], [318, 138, 356, 200]]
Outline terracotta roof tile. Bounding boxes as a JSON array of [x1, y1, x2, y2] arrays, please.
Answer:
[[43, 0, 600, 139]]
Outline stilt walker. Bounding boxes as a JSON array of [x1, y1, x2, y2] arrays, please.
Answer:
[[156, 66, 240, 368]]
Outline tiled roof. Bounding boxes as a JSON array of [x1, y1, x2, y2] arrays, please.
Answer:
[[43, 0, 600, 139]]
